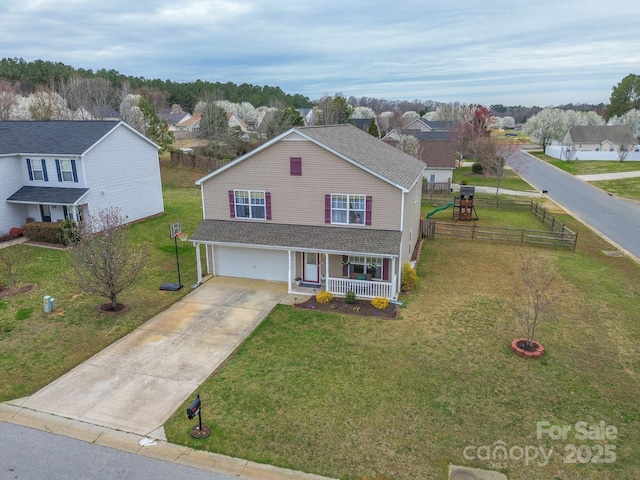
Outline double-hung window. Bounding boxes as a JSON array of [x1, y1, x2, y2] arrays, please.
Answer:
[[59, 159, 74, 182], [235, 190, 266, 220], [31, 160, 45, 181], [331, 194, 365, 225]]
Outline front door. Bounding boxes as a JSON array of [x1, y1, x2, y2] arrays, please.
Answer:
[[303, 252, 319, 284], [40, 205, 51, 222]]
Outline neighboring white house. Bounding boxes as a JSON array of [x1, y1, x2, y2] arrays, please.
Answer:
[[546, 126, 640, 160], [0, 121, 164, 235]]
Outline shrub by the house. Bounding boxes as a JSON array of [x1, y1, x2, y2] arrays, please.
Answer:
[[371, 297, 389, 310], [24, 222, 62, 244], [401, 262, 418, 291], [316, 291, 333, 304]]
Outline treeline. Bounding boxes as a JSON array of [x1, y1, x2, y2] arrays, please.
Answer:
[[0, 57, 312, 112]]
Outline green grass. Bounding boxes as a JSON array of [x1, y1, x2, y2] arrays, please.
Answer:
[[165, 209, 640, 480], [529, 151, 640, 175], [591, 177, 640, 200], [0, 157, 204, 402], [453, 167, 534, 191]]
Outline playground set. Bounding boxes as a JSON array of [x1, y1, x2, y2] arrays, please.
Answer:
[[425, 186, 478, 221]]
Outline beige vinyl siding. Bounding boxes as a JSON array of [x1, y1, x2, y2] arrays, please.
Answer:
[[202, 139, 403, 230], [399, 179, 423, 267]]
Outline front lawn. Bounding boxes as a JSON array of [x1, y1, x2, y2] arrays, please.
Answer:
[[165, 212, 640, 479], [0, 158, 204, 402], [591, 177, 640, 201]]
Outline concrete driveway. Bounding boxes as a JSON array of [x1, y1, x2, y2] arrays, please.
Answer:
[[14, 277, 294, 440]]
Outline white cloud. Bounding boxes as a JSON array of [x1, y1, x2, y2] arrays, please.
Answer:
[[1, 0, 639, 106]]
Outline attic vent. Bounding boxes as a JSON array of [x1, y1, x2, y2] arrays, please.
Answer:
[[448, 465, 508, 480]]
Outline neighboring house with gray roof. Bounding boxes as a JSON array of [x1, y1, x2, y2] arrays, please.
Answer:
[[404, 118, 458, 132], [383, 129, 456, 185], [191, 124, 425, 299], [0, 121, 164, 235], [546, 125, 640, 160]]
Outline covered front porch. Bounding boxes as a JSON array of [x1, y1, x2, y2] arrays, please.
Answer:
[[7, 186, 89, 224], [288, 251, 397, 300]]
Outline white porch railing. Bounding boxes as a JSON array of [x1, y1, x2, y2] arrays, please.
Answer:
[[327, 277, 393, 299]]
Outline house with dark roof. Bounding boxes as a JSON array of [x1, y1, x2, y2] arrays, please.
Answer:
[[546, 125, 639, 160], [404, 118, 458, 132], [382, 129, 456, 186], [0, 121, 164, 235], [350, 118, 381, 137], [191, 124, 425, 299]]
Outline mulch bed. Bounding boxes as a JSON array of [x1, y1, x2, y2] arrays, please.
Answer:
[[0, 284, 35, 299], [294, 296, 398, 319]]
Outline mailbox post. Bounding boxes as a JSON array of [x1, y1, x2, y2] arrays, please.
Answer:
[[186, 393, 211, 438]]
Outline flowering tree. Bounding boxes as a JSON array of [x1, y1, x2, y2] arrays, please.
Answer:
[[396, 135, 422, 159], [523, 108, 567, 150]]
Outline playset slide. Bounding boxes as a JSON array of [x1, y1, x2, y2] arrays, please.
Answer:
[[425, 202, 454, 218]]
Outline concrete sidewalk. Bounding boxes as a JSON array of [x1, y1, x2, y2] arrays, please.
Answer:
[[11, 277, 298, 440], [576, 170, 640, 181]]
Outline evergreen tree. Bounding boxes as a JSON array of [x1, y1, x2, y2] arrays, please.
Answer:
[[367, 118, 380, 138]]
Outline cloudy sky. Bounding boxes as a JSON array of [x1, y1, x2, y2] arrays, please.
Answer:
[[2, 0, 639, 107]]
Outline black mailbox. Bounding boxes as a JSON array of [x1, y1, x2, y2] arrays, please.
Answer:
[[187, 394, 201, 420]]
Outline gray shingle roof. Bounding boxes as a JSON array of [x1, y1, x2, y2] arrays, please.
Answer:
[[191, 219, 402, 256], [7, 186, 89, 204], [297, 124, 425, 190], [0, 121, 120, 155], [568, 126, 636, 144]]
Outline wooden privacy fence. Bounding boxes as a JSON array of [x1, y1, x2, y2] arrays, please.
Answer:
[[421, 201, 578, 250], [170, 151, 229, 172], [422, 180, 452, 196]]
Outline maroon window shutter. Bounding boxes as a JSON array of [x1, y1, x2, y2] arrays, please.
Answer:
[[382, 258, 390, 281], [290, 157, 302, 176], [265, 192, 272, 220], [228, 190, 236, 218], [342, 255, 349, 277], [325, 194, 331, 223], [365, 196, 372, 225]]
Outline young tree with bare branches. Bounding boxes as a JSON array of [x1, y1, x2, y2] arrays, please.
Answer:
[[68, 207, 148, 312], [511, 250, 559, 350]]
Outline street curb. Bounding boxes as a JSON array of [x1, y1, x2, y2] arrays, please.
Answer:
[[1, 402, 337, 480]]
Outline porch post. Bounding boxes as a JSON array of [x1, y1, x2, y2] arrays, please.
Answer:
[[391, 257, 397, 296], [324, 253, 329, 283], [195, 243, 202, 283], [288, 249, 292, 291]]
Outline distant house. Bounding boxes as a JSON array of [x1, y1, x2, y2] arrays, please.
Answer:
[[404, 118, 458, 132], [158, 108, 191, 132], [0, 121, 164, 235], [175, 112, 201, 134], [383, 129, 456, 185], [191, 124, 425, 300], [546, 126, 639, 160]]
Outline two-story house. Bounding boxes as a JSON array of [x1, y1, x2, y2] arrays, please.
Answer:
[[0, 121, 164, 234], [191, 124, 425, 300]]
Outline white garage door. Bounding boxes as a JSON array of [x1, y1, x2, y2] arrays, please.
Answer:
[[213, 246, 288, 281]]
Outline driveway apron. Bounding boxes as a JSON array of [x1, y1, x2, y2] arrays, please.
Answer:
[[18, 277, 291, 439]]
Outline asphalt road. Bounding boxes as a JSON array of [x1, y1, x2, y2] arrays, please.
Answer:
[[0, 422, 236, 480], [513, 151, 640, 261]]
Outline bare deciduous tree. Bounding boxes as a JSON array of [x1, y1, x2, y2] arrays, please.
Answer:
[[618, 144, 630, 162], [511, 250, 559, 350], [68, 207, 148, 312], [0, 245, 27, 287], [0, 80, 19, 120]]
